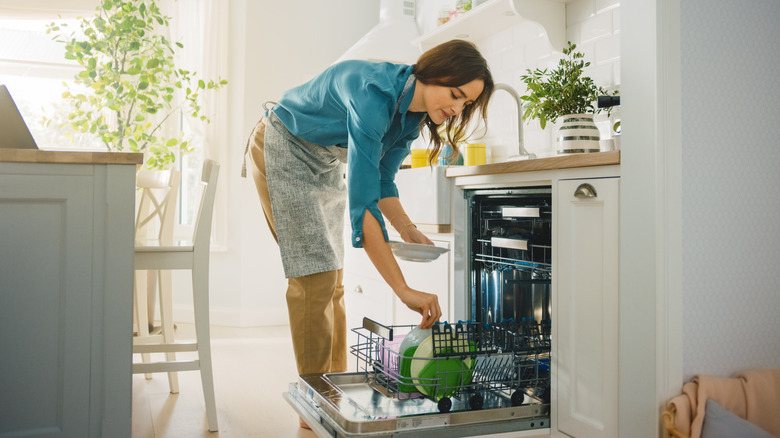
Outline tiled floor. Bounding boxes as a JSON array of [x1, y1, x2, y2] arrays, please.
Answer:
[[132, 323, 317, 438]]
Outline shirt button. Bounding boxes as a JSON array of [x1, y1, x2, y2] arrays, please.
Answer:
[[355, 237, 361, 242]]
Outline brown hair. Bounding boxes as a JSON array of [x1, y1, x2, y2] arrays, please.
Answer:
[[413, 39, 494, 165]]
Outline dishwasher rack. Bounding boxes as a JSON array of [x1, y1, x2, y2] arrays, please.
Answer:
[[351, 318, 551, 413]]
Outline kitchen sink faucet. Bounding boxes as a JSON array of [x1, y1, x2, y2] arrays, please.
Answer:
[[494, 83, 536, 160]]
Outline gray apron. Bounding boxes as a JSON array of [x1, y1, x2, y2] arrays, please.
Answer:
[[264, 74, 415, 279]]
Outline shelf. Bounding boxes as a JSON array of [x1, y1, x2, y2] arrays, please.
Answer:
[[413, 0, 566, 52]]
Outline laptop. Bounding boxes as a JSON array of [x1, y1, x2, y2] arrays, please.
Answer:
[[0, 84, 39, 150]]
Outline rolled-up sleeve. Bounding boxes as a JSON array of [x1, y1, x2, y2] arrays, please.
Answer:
[[378, 134, 417, 200]]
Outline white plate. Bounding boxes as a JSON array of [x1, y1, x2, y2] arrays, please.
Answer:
[[389, 241, 449, 262]]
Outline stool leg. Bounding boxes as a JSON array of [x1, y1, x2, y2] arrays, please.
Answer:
[[134, 270, 153, 380], [146, 269, 157, 333], [158, 269, 179, 393], [192, 260, 218, 432]]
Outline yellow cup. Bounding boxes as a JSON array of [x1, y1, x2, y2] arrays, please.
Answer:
[[465, 143, 486, 166], [410, 149, 428, 168]]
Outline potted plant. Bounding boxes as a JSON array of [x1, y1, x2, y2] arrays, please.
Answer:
[[520, 41, 617, 154], [45, 0, 227, 169]]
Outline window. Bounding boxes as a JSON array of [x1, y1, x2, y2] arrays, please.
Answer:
[[0, 15, 204, 232], [0, 17, 102, 150]]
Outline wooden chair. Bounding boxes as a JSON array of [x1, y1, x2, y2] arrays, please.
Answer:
[[134, 167, 181, 387], [133, 159, 220, 432]]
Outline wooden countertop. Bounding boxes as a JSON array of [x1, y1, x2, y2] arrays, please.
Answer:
[[0, 149, 143, 165], [445, 150, 620, 177]]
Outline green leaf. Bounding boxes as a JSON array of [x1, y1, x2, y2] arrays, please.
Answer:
[[166, 138, 178, 147]]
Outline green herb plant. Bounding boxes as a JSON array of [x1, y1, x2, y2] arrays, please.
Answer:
[[520, 41, 617, 129], [45, 0, 227, 169]]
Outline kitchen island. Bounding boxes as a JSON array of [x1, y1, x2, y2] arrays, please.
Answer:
[[0, 149, 141, 438]]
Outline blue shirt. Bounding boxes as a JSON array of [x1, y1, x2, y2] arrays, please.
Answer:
[[273, 60, 425, 248]]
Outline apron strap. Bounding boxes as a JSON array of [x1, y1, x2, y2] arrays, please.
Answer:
[[241, 101, 278, 178]]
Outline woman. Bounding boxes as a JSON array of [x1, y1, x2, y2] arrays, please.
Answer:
[[245, 40, 493, 383]]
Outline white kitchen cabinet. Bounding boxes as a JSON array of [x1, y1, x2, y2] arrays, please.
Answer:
[[0, 151, 139, 438], [343, 269, 392, 355], [554, 177, 619, 438]]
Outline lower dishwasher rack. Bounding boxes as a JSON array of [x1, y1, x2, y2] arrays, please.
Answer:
[[283, 318, 551, 437], [284, 372, 551, 438]]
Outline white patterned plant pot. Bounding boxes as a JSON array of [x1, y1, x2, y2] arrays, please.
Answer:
[[556, 114, 600, 154]]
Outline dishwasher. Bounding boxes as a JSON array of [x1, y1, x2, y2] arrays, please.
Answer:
[[283, 316, 551, 437]]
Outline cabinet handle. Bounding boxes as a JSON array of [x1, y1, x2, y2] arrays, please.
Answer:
[[574, 183, 598, 199]]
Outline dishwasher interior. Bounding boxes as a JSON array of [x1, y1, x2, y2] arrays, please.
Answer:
[[467, 187, 552, 328], [466, 186, 553, 407]]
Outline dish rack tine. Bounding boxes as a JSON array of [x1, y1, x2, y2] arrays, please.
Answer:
[[432, 322, 457, 355]]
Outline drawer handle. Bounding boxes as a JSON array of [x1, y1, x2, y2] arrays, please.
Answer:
[[574, 183, 598, 199], [354, 284, 363, 294]]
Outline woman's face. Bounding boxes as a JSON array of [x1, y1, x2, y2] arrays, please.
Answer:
[[418, 78, 485, 125]]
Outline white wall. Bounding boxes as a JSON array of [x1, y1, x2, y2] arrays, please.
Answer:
[[680, 0, 780, 380], [414, 0, 621, 161]]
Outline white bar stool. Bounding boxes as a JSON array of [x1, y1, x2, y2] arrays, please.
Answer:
[[133, 160, 220, 432]]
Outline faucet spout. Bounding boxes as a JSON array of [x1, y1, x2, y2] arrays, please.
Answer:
[[493, 83, 536, 160]]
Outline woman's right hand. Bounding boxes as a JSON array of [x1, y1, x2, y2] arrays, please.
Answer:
[[402, 225, 434, 245], [395, 286, 442, 328]]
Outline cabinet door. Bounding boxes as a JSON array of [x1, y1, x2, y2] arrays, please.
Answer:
[[555, 177, 619, 438], [0, 170, 95, 436], [343, 270, 393, 357]]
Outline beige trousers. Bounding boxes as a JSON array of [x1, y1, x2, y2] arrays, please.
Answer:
[[246, 118, 347, 375]]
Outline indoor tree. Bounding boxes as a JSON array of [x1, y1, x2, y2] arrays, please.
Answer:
[[46, 0, 227, 169]]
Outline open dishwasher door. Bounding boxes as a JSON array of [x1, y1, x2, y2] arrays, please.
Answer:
[[283, 318, 551, 437]]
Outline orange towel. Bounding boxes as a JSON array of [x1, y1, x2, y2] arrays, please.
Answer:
[[667, 369, 780, 438], [739, 369, 780, 437]]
